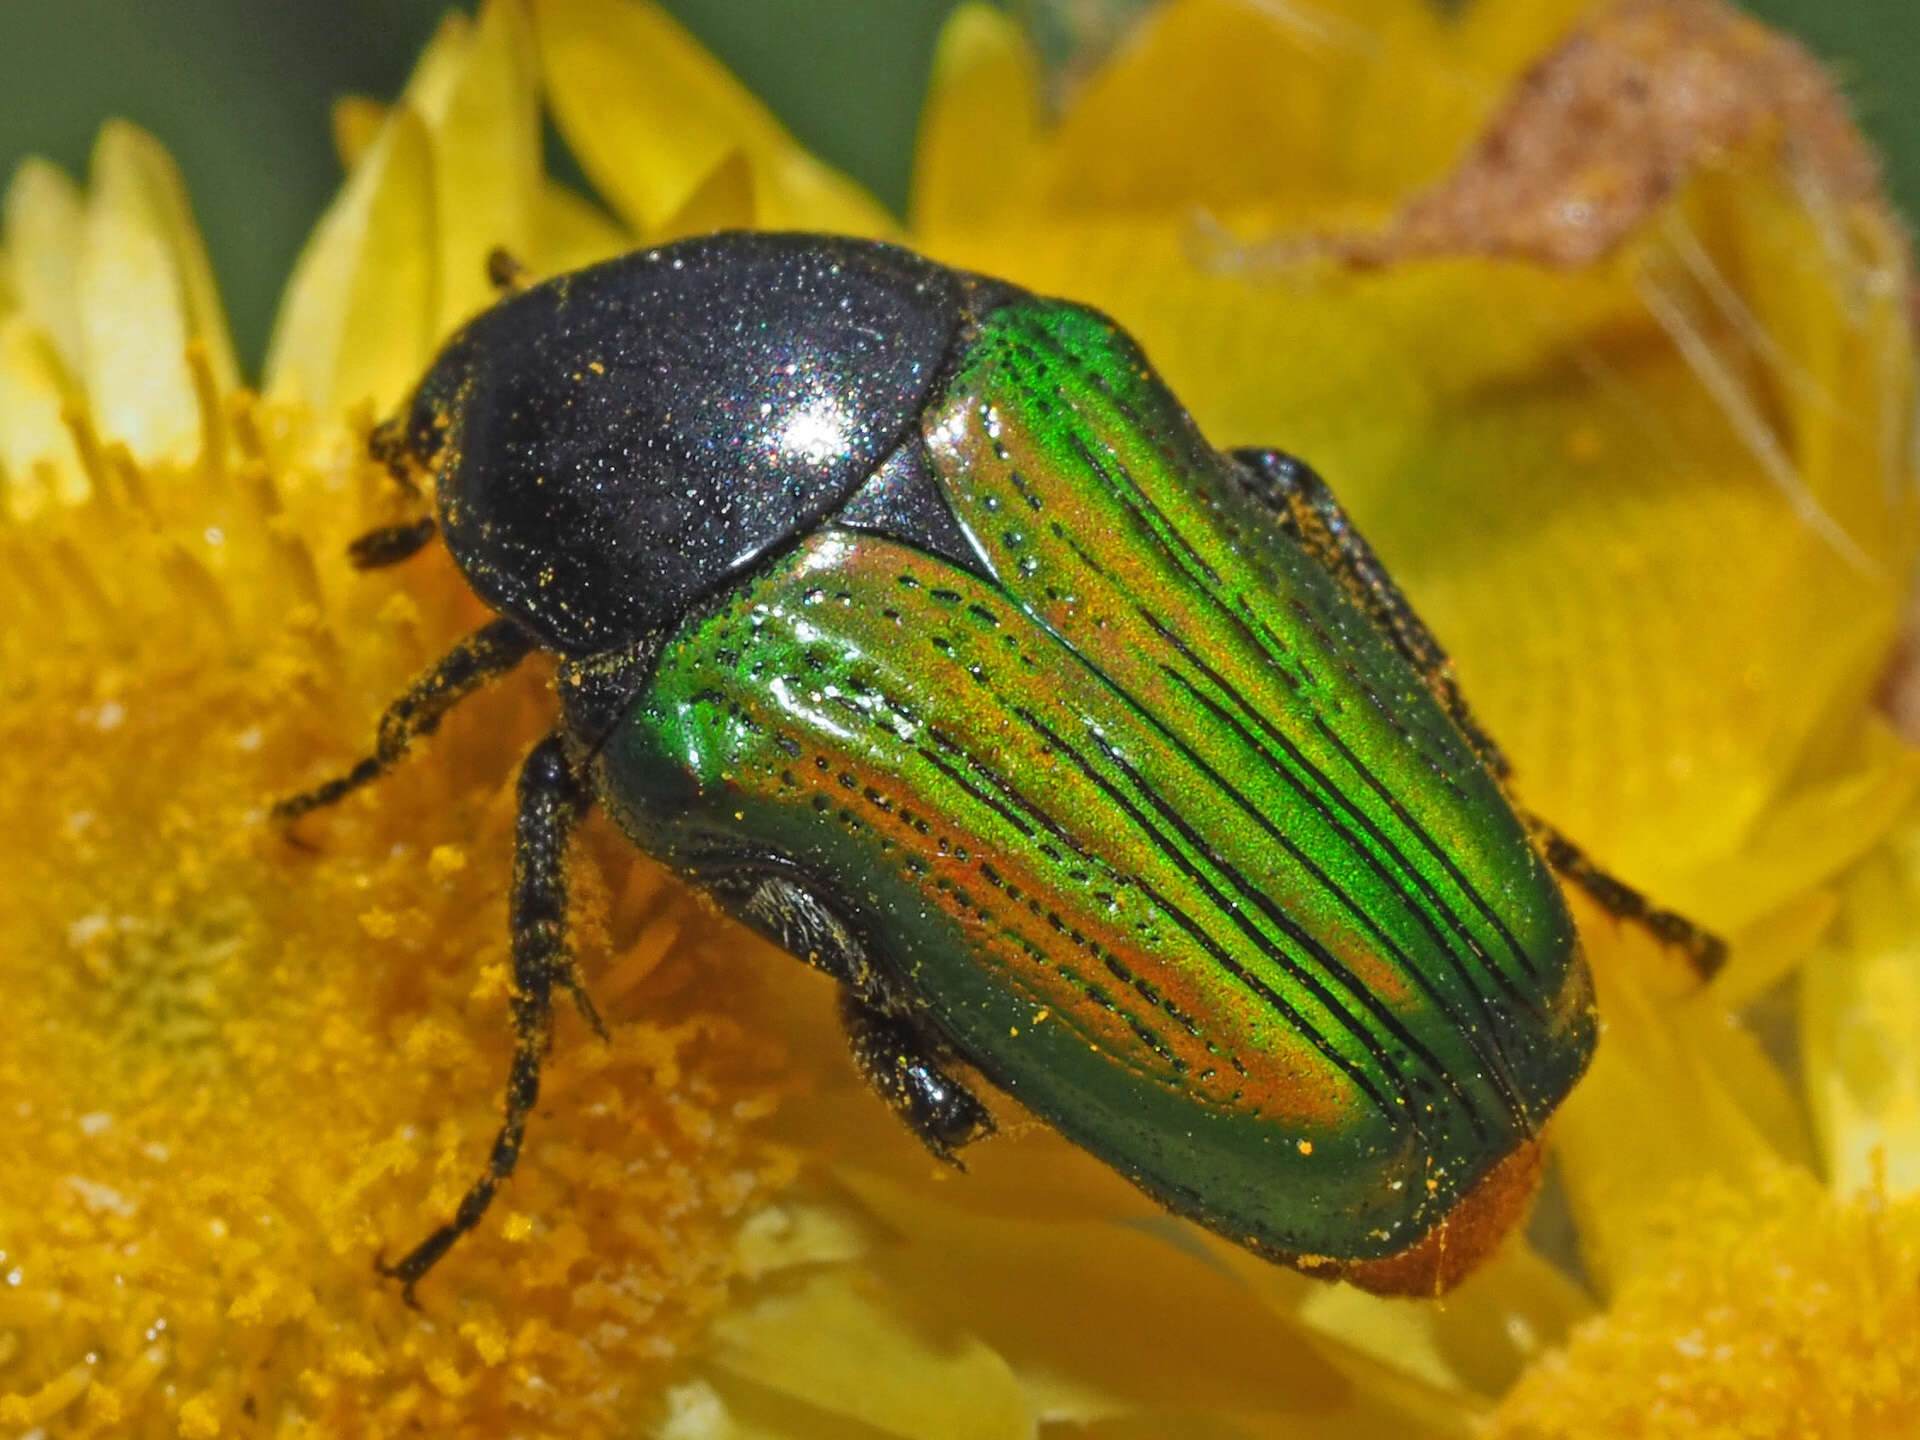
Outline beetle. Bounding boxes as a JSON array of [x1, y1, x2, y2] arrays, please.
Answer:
[[277, 231, 1723, 1301]]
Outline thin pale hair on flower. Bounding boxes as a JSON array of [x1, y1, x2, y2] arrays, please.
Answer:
[[1182, 207, 1330, 277], [1660, 194, 1916, 521], [1779, 146, 1920, 508], [1633, 259, 1878, 580], [1233, 0, 1506, 107], [1659, 210, 1852, 440], [1231, 0, 1385, 61]]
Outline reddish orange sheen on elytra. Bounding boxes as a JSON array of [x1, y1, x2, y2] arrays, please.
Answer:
[[599, 298, 1593, 1277]]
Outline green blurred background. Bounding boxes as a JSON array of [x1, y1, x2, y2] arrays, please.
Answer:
[[2, 0, 1913, 373]]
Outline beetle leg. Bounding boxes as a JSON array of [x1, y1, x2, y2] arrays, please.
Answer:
[[273, 617, 537, 822], [1230, 447, 1511, 778], [725, 867, 881, 994], [1525, 819, 1727, 980], [379, 730, 591, 1302], [699, 861, 995, 1159], [352, 417, 437, 564], [1231, 447, 1728, 981], [347, 517, 438, 569], [839, 991, 996, 1165], [366, 415, 422, 497]]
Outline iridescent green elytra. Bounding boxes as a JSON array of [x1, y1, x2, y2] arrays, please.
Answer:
[[289, 235, 1719, 1299], [599, 298, 1592, 1287]]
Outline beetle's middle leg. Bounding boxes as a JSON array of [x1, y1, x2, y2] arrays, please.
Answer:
[[273, 617, 536, 822], [839, 991, 996, 1164], [725, 867, 995, 1162], [1231, 446, 1726, 980], [378, 730, 599, 1302]]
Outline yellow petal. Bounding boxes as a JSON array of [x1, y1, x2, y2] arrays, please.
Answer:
[[402, 0, 542, 333], [532, 0, 894, 236], [533, 179, 632, 276], [838, 1167, 1353, 1423], [729, 1201, 869, 1281], [1291, 1238, 1594, 1402], [705, 1268, 1033, 1440], [1004, 0, 1575, 227], [0, 312, 86, 513], [911, 5, 1043, 237], [265, 104, 435, 417], [1550, 912, 1798, 1294], [78, 122, 237, 465], [655, 150, 758, 243], [1802, 816, 1920, 1197], [331, 95, 388, 171], [656, 1376, 853, 1440], [1712, 885, 1837, 1013], [1680, 719, 1920, 938], [3, 157, 85, 372]]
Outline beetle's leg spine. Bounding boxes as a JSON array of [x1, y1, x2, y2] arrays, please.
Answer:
[[1230, 447, 1511, 777], [1527, 820, 1728, 980], [272, 617, 536, 822], [378, 730, 590, 1301]]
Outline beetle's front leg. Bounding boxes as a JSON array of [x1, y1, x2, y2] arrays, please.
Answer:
[[273, 618, 536, 822], [377, 730, 600, 1302], [839, 991, 996, 1165]]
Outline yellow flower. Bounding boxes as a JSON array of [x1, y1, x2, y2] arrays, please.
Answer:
[[1, 0, 1916, 1436]]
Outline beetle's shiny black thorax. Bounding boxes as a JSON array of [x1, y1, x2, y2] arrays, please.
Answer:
[[413, 233, 999, 655]]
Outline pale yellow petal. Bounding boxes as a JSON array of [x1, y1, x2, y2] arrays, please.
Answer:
[[1802, 818, 1920, 1197], [655, 150, 757, 244], [836, 1167, 1352, 1422], [3, 158, 85, 371], [95, 122, 237, 390], [398, 10, 472, 113], [728, 1201, 869, 1281], [403, 0, 541, 334], [1713, 885, 1837, 1013], [0, 313, 86, 513], [911, 5, 1043, 237], [534, 179, 632, 277], [1290, 1239, 1594, 1402], [265, 105, 435, 417], [1550, 915, 1796, 1294], [78, 122, 237, 465], [532, 0, 893, 236], [1679, 721, 1920, 936], [705, 1268, 1033, 1440], [331, 96, 388, 171], [656, 1376, 846, 1440]]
